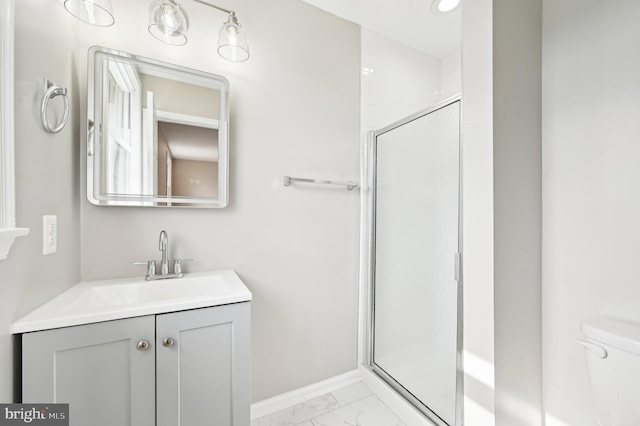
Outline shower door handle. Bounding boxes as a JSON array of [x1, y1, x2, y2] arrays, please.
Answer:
[[454, 253, 461, 282]]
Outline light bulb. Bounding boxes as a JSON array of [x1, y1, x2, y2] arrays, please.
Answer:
[[432, 0, 460, 14], [162, 4, 176, 13]]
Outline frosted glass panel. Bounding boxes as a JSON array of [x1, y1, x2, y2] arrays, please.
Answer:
[[373, 101, 460, 425]]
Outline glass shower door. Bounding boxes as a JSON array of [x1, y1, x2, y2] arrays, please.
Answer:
[[371, 99, 461, 426]]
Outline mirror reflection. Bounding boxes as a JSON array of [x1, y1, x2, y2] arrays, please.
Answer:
[[88, 46, 230, 208]]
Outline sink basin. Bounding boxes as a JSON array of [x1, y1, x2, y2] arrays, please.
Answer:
[[11, 270, 252, 334], [63, 274, 232, 311]]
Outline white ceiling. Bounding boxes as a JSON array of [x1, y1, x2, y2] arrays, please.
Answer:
[[301, 0, 461, 60]]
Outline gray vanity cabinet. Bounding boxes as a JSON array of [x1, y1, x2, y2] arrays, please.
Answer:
[[22, 302, 251, 426], [156, 303, 251, 426], [22, 315, 156, 426]]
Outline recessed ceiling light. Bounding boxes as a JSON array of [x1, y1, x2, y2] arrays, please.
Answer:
[[432, 0, 460, 14]]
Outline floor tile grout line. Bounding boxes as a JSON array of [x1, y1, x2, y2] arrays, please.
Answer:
[[252, 392, 340, 426], [252, 382, 406, 426], [330, 390, 376, 408], [309, 393, 405, 426]]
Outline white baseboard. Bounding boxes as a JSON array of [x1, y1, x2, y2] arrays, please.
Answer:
[[251, 367, 438, 425], [250, 369, 361, 420]]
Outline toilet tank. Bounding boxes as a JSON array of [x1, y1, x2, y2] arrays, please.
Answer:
[[580, 317, 640, 426]]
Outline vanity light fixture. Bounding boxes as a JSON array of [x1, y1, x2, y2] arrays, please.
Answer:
[[431, 0, 460, 14], [148, 0, 190, 46], [215, 10, 250, 62], [149, 0, 250, 62], [63, 0, 115, 27]]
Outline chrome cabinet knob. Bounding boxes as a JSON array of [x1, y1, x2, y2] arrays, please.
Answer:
[[162, 337, 175, 347], [136, 340, 150, 351]]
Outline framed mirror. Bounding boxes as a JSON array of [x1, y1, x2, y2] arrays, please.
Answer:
[[87, 46, 229, 208]]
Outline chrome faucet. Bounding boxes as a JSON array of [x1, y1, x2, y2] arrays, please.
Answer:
[[159, 230, 169, 275], [135, 230, 192, 281]]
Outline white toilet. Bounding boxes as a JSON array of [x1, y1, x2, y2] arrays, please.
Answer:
[[579, 317, 640, 426]]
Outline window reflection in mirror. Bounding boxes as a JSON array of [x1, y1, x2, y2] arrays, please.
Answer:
[[88, 47, 229, 208]]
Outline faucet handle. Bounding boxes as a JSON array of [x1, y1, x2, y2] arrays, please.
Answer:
[[134, 260, 156, 278], [172, 258, 193, 275]]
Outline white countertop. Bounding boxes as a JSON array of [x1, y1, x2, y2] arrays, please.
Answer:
[[11, 269, 252, 334]]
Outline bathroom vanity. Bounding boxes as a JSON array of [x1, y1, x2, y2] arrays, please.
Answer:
[[11, 270, 251, 426]]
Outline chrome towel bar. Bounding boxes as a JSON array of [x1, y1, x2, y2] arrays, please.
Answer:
[[283, 175, 359, 190]]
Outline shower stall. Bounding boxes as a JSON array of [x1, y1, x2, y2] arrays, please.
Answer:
[[359, 96, 462, 426]]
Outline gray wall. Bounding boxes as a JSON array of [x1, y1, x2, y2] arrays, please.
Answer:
[[0, 0, 80, 402], [493, 0, 543, 424], [542, 0, 640, 424], [461, 0, 495, 421], [0, 0, 359, 405], [77, 0, 361, 402], [461, 0, 543, 424]]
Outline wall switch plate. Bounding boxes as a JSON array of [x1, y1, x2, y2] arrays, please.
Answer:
[[43, 215, 57, 255]]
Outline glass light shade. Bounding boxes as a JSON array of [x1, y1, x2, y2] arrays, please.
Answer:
[[64, 0, 115, 27], [217, 21, 249, 62], [148, 0, 189, 46]]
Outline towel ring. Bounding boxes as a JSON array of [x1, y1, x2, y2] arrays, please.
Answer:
[[41, 79, 69, 134]]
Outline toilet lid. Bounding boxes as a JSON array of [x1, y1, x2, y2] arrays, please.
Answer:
[[581, 317, 640, 355]]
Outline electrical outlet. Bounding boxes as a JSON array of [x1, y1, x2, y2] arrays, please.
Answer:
[[43, 215, 57, 255]]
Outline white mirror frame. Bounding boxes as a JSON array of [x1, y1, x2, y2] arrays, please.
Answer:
[[87, 47, 230, 208], [0, 0, 29, 260]]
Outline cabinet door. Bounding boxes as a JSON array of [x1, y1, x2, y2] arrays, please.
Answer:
[[156, 303, 251, 426], [22, 316, 156, 426]]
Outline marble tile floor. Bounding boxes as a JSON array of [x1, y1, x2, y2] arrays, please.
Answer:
[[251, 381, 406, 426]]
